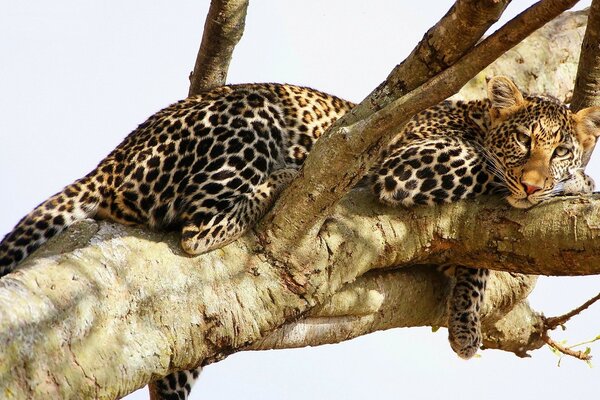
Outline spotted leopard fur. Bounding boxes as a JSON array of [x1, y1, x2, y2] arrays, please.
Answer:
[[0, 83, 352, 400], [0, 83, 352, 273], [2, 77, 600, 399], [371, 76, 600, 358]]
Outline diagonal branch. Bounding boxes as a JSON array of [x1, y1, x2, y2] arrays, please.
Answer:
[[545, 292, 600, 329], [261, 0, 581, 255], [344, 0, 512, 124]]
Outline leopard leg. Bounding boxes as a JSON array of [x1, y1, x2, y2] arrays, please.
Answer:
[[150, 367, 202, 400], [561, 168, 595, 195], [371, 137, 497, 207], [447, 266, 489, 359], [179, 168, 297, 255]]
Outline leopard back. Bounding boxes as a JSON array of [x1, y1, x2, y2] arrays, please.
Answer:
[[372, 77, 600, 209]]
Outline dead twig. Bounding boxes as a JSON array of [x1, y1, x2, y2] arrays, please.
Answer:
[[542, 333, 593, 362], [545, 292, 600, 329], [541, 292, 600, 362]]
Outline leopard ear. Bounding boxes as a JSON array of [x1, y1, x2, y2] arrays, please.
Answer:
[[574, 106, 600, 165], [487, 76, 525, 111]]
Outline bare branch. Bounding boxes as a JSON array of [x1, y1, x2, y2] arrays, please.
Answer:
[[188, 0, 249, 95], [571, 1, 600, 110], [346, 0, 512, 124], [261, 0, 581, 253], [538, 292, 600, 361], [2, 192, 600, 398], [542, 333, 593, 361], [545, 292, 600, 329]]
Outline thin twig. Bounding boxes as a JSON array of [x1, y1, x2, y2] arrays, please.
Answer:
[[545, 292, 600, 329], [539, 292, 600, 362], [542, 332, 593, 361]]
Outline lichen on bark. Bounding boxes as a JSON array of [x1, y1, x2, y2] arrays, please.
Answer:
[[1, 3, 599, 400]]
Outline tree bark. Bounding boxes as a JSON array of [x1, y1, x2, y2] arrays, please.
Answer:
[[188, 0, 249, 96], [571, 0, 600, 110], [1, 5, 596, 400], [2, 192, 599, 399], [261, 0, 581, 253], [250, 267, 542, 358], [457, 9, 588, 101]]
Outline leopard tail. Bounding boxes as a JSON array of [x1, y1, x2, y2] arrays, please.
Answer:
[[0, 177, 101, 277]]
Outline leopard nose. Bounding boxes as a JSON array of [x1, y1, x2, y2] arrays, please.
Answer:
[[521, 181, 542, 195]]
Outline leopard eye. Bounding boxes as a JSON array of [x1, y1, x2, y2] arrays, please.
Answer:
[[516, 131, 531, 147], [553, 146, 571, 158]]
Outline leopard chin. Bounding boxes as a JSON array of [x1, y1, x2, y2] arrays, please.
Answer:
[[506, 195, 537, 209]]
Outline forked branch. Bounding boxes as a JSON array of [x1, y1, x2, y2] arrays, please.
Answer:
[[261, 0, 581, 253]]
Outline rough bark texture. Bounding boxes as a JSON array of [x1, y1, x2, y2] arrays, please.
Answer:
[[261, 0, 581, 252], [188, 0, 248, 95], [572, 0, 600, 110], [0, 6, 596, 400], [457, 10, 588, 101], [2, 192, 600, 399], [251, 267, 542, 357]]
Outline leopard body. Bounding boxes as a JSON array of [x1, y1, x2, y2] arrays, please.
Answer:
[[0, 83, 352, 272], [1, 77, 599, 400]]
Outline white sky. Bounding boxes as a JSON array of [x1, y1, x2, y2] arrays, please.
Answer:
[[1, 1, 598, 399]]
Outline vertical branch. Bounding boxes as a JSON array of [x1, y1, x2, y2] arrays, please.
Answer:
[[571, 0, 600, 111], [188, 0, 249, 96]]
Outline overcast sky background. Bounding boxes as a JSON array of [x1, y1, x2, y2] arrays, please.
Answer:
[[0, 1, 598, 399]]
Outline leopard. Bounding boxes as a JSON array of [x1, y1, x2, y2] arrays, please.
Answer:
[[1, 76, 599, 400], [370, 76, 600, 359], [0, 83, 352, 274]]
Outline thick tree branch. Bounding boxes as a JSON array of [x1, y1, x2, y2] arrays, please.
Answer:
[[261, 0, 581, 254], [2, 5, 594, 400], [571, 0, 600, 110], [2, 193, 600, 398], [188, 0, 248, 95], [250, 268, 543, 357], [344, 0, 512, 124]]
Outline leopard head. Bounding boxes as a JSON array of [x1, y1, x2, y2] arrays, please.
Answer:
[[483, 76, 600, 209]]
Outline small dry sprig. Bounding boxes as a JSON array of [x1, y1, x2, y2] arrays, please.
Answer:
[[541, 292, 600, 365]]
